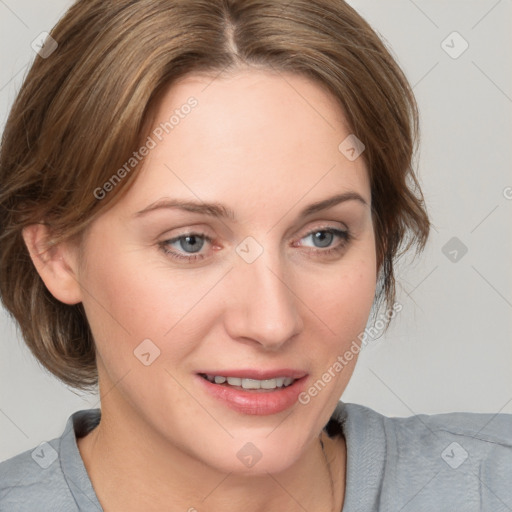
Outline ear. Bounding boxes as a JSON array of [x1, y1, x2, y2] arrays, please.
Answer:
[[22, 224, 83, 305]]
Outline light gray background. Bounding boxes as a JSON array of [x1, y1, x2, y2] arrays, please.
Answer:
[[1, 0, 511, 462]]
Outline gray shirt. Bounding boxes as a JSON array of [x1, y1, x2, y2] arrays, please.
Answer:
[[1, 401, 511, 511]]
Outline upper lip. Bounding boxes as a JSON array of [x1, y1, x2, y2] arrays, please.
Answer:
[[198, 369, 308, 380]]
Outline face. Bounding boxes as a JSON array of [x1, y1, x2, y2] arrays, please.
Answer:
[[73, 68, 376, 474]]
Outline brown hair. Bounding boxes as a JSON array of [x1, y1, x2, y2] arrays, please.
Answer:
[[0, 0, 430, 389]]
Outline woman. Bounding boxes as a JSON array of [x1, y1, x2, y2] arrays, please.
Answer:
[[0, 0, 510, 510]]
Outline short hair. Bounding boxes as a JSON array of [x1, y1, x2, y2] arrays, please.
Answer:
[[0, 0, 430, 390]]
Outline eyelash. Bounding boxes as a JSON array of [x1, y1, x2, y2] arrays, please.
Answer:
[[159, 226, 352, 263]]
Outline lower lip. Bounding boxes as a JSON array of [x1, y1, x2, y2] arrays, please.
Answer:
[[196, 375, 308, 415]]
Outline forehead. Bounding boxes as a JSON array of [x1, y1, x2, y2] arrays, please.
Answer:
[[123, 69, 370, 214]]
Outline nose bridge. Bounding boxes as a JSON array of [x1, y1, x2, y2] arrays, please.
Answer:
[[226, 235, 303, 349]]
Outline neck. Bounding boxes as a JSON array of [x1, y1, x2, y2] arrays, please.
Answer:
[[77, 400, 346, 512]]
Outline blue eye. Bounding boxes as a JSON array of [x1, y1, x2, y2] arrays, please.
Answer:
[[302, 228, 349, 249], [159, 227, 351, 263], [160, 233, 212, 262]]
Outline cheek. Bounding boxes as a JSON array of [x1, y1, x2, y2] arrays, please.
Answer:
[[77, 229, 154, 356], [79, 233, 218, 370], [302, 252, 376, 340]]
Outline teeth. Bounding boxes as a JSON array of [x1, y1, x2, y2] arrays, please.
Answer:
[[241, 379, 261, 389], [204, 374, 296, 389], [261, 379, 277, 389]]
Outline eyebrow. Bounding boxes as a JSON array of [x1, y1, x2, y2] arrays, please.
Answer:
[[134, 191, 368, 221]]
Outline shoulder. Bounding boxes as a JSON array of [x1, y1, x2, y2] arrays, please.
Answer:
[[330, 401, 512, 510], [0, 439, 75, 512], [0, 409, 101, 512], [335, 400, 512, 452]]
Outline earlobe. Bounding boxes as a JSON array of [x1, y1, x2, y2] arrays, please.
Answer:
[[21, 224, 83, 305]]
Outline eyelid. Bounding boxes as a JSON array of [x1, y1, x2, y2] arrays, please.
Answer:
[[297, 221, 348, 238]]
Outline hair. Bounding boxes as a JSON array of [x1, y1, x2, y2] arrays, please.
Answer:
[[0, 0, 430, 390]]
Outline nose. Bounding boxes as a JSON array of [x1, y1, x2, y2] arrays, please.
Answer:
[[223, 244, 304, 351]]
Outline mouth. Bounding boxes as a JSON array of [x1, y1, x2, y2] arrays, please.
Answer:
[[198, 373, 297, 392], [196, 369, 308, 415]]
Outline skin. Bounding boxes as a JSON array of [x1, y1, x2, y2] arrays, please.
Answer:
[[23, 68, 377, 511]]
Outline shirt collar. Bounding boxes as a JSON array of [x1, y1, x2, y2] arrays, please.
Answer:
[[59, 409, 103, 511]]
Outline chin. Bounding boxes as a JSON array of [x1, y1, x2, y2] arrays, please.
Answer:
[[197, 431, 310, 477]]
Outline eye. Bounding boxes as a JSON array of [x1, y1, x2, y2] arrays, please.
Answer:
[[297, 227, 352, 257], [159, 226, 352, 263], [159, 232, 212, 262]]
